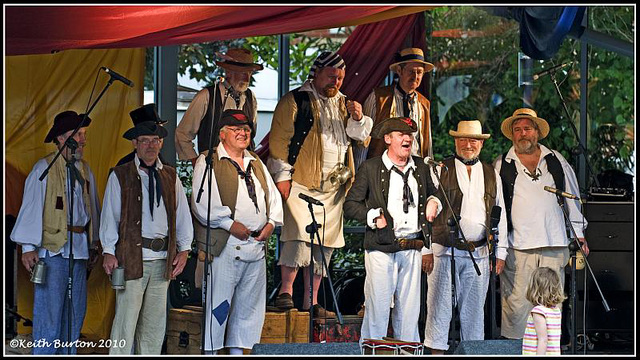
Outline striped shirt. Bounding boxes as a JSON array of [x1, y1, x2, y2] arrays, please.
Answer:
[[522, 305, 562, 355]]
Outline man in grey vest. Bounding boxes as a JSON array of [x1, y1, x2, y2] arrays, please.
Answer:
[[422, 120, 508, 354], [192, 109, 283, 354], [176, 48, 262, 165], [493, 108, 589, 339]]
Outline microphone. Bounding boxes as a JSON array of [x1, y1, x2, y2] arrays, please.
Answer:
[[544, 186, 580, 200], [424, 157, 448, 170], [101, 67, 134, 87], [532, 61, 573, 81], [298, 193, 324, 206]]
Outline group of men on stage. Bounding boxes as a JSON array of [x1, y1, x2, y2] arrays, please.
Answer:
[[11, 47, 589, 355]]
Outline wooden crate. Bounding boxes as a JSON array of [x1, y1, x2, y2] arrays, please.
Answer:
[[313, 315, 364, 343], [166, 306, 309, 354]]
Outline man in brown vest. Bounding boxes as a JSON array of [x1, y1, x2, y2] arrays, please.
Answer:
[[192, 109, 283, 354], [100, 120, 194, 355], [363, 47, 434, 159], [10, 110, 101, 354], [422, 120, 508, 354], [175, 48, 263, 166]]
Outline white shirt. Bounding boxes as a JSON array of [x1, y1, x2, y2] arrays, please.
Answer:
[[191, 144, 284, 262], [100, 155, 193, 260], [267, 80, 373, 183], [363, 86, 426, 156], [425, 158, 509, 260], [493, 145, 587, 250], [11, 158, 100, 260], [366, 151, 442, 245]]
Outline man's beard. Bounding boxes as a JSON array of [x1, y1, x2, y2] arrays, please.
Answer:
[[323, 86, 339, 98], [514, 138, 537, 154]]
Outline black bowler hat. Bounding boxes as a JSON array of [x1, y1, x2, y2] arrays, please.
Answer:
[[370, 117, 417, 139], [218, 109, 250, 128], [44, 111, 92, 143], [129, 103, 166, 125], [123, 121, 168, 140]]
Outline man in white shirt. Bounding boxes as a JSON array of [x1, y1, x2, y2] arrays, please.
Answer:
[[344, 116, 441, 344], [268, 51, 373, 317], [494, 108, 589, 339], [192, 109, 283, 355], [175, 48, 262, 165], [100, 120, 193, 354], [422, 120, 508, 354], [11, 110, 101, 354]]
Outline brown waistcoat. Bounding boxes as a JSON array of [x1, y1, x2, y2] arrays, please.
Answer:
[[112, 161, 178, 281], [432, 157, 497, 246]]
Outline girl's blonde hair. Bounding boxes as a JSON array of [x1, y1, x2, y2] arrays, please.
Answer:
[[526, 267, 566, 307]]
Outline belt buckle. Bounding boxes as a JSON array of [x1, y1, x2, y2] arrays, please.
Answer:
[[150, 238, 165, 252], [397, 238, 408, 250]]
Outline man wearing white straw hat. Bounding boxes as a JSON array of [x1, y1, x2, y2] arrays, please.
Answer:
[[422, 120, 508, 354], [363, 47, 434, 160], [493, 108, 588, 339], [176, 48, 263, 165]]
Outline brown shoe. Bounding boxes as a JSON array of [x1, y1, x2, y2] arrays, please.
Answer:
[[312, 304, 336, 318], [274, 293, 294, 310]]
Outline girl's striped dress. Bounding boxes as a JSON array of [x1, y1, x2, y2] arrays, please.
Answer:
[[522, 305, 562, 355]]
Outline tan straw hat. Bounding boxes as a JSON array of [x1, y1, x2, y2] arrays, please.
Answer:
[[449, 120, 490, 139], [500, 108, 549, 140], [389, 48, 434, 74]]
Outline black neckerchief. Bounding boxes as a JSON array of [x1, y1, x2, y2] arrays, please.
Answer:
[[225, 157, 260, 213], [396, 83, 416, 118], [139, 161, 162, 219], [390, 166, 415, 213], [455, 154, 479, 166]]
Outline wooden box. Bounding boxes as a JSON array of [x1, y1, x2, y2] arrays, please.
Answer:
[[313, 315, 364, 343], [261, 308, 309, 343]]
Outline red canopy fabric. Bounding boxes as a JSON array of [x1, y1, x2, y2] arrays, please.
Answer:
[[5, 5, 431, 56]]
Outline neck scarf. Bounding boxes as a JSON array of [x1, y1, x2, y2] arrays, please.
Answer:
[[225, 158, 260, 213], [391, 166, 415, 213], [139, 161, 162, 219], [396, 83, 416, 119], [455, 154, 480, 166]]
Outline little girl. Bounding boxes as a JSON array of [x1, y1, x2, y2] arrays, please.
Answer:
[[522, 267, 566, 355]]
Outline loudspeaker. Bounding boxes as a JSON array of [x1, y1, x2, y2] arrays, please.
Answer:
[[453, 339, 521, 355], [251, 342, 361, 355]]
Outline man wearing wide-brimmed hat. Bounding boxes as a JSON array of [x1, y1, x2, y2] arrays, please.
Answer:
[[116, 103, 168, 166], [344, 116, 441, 345], [363, 47, 434, 160], [268, 51, 373, 318], [10, 110, 101, 354], [494, 108, 588, 339], [421, 120, 508, 354], [101, 121, 193, 354], [176, 48, 263, 165]]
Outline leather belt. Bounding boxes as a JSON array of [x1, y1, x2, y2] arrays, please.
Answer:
[[67, 225, 86, 234], [142, 237, 169, 252], [451, 238, 487, 252], [250, 230, 261, 238], [396, 232, 425, 250]]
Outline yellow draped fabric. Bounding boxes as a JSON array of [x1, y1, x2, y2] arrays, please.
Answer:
[[6, 48, 145, 340]]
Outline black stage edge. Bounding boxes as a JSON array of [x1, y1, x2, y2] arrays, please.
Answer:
[[251, 342, 361, 355]]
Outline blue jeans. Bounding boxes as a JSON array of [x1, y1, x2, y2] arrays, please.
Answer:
[[32, 253, 87, 355]]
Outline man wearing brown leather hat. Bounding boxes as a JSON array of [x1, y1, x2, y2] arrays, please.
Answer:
[[493, 108, 588, 340], [363, 47, 434, 161], [422, 120, 508, 354], [344, 116, 441, 346], [100, 120, 193, 354], [176, 48, 263, 165], [10, 110, 101, 354]]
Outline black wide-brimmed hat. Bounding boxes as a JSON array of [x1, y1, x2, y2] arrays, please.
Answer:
[[44, 111, 92, 143], [130, 103, 166, 125], [218, 109, 250, 128], [370, 117, 417, 139], [123, 121, 168, 140]]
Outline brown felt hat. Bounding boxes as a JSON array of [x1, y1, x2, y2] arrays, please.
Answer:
[[370, 117, 418, 139], [215, 48, 263, 73]]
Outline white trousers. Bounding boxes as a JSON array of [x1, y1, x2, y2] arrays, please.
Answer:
[[360, 249, 422, 344], [423, 253, 489, 350], [203, 243, 266, 351]]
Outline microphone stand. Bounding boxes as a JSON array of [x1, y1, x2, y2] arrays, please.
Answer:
[[303, 202, 343, 342], [38, 75, 117, 354], [548, 72, 600, 188], [194, 78, 230, 354], [488, 223, 499, 339], [554, 195, 610, 354]]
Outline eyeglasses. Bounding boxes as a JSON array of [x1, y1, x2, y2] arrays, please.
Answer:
[[227, 127, 252, 134], [137, 138, 162, 145]]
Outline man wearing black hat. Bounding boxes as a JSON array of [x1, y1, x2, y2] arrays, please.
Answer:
[[344, 117, 441, 345], [363, 47, 434, 160], [176, 48, 263, 166], [10, 110, 101, 354], [115, 103, 167, 166], [100, 121, 193, 354], [192, 109, 283, 355]]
